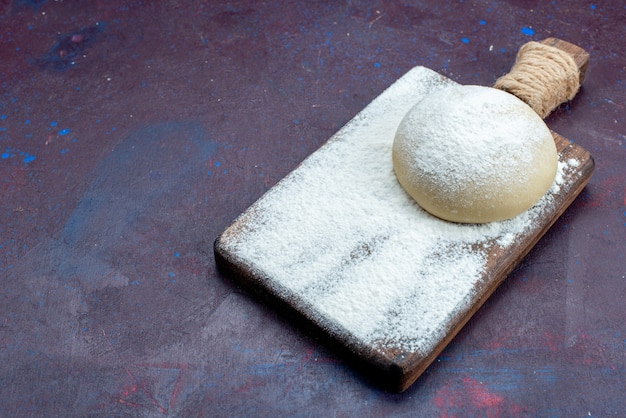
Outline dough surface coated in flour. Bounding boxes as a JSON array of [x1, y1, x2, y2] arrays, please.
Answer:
[[392, 85, 558, 223]]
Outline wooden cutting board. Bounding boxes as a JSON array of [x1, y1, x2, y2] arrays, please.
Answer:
[[214, 57, 594, 392]]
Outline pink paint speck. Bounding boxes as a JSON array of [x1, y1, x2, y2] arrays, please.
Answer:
[[433, 376, 525, 418]]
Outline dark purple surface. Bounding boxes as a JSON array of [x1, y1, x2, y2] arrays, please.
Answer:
[[1, 1, 624, 416]]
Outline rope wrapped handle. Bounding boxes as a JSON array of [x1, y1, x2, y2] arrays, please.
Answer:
[[494, 38, 589, 119]]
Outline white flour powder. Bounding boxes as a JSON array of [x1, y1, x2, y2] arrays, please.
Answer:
[[221, 66, 580, 356]]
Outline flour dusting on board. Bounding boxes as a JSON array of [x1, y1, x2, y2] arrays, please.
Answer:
[[220, 66, 579, 355]]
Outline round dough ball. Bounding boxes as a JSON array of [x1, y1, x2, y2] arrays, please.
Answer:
[[392, 85, 558, 223]]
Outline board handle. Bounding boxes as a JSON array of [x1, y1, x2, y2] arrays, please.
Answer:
[[494, 38, 590, 118]]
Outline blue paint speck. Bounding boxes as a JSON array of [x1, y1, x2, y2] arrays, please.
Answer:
[[174, 252, 180, 257], [24, 119, 30, 125], [214, 161, 221, 167], [590, 4, 596, 10], [521, 27, 535, 36], [50, 121, 57, 127], [1, 114, 7, 120], [23, 155, 36, 163], [58, 128, 71, 135], [374, 62, 381, 68], [1, 152, 9, 159], [168, 272, 175, 278], [207, 171, 212, 176], [479, 20, 486, 25], [461, 37, 470, 44]]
